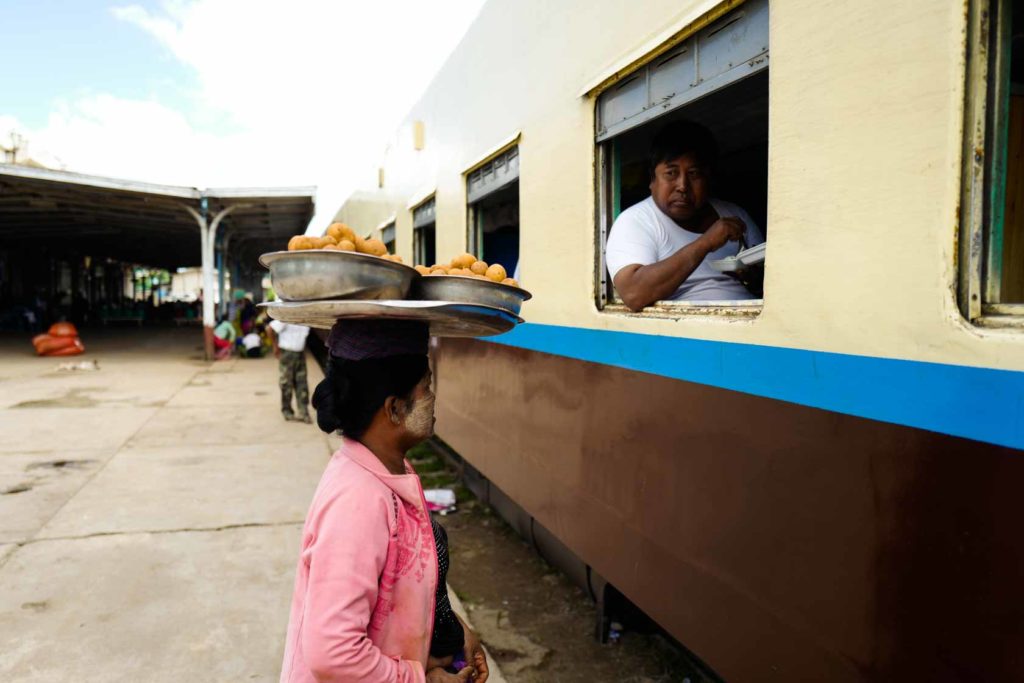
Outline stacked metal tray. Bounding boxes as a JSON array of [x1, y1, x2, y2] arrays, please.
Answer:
[[258, 250, 530, 338]]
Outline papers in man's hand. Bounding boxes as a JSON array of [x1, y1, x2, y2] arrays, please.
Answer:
[[709, 242, 766, 273]]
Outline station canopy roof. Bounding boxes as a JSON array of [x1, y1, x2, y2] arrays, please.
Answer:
[[0, 163, 315, 269]]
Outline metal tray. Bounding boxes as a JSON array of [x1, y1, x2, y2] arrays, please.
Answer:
[[411, 275, 532, 316], [259, 250, 418, 302], [709, 242, 766, 273], [259, 299, 522, 338]]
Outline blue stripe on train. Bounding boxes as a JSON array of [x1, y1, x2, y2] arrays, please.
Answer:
[[482, 323, 1024, 450]]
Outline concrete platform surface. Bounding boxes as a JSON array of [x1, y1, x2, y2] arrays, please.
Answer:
[[0, 328, 503, 683]]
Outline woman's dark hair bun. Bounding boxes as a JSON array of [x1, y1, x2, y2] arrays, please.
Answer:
[[312, 354, 428, 438], [312, 368, 348, 434]]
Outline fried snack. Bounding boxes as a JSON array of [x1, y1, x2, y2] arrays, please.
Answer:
[[322, 244, 341, 251], [427, 270, 446, 276], [288, 235, 319, 250], [327, 222, 357, 243], [470, 260, 488, 275], [321, 234, 338, 246], [364, 238, 388, 256], [501, 278, 519, 287], [485, 264, 507, 282], [353, 235, 369, 253], [337, 239, 356, 251], [449, 253, 476, 269], [414, 265, 431, 276], [429, 265, 448, 274]]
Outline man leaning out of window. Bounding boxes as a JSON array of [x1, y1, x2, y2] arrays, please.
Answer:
[[605, 121, 765, 311]]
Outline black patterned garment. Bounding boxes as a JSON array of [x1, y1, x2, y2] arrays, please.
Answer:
[[429, 516, 465, 657]]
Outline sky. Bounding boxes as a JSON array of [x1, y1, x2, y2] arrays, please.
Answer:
[[0, 0, 486, 231]]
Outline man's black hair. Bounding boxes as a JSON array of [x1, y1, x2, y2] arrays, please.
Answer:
[[648, 120, 719, 179]]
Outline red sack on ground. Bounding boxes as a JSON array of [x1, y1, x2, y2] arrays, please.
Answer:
[[32, 333, 49, 347], [48, 322, 78, 338], [46, 340, 85, 356], [35, 335, 80, 355]]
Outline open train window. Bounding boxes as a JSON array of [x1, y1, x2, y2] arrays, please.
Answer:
[[961, 0, 1024, 326], [467, 146, 520, 279], [380, 221, 396, 254], [596, 0, 768, 315], [412, 196, 436, 267]]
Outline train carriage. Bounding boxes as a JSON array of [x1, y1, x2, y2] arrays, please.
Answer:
[[333, 0, 1024, 680]]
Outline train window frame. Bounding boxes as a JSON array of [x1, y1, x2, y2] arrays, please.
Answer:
[[961, 0, 1024, 327], [593, 0, 769, 319], [465, 143, 520, 276]]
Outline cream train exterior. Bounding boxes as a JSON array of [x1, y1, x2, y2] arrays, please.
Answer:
[[332, 0, 1024, 680]]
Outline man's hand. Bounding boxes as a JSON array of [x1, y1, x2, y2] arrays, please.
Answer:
[[426, 665, 474, 682], [699, 217, 745, 252]]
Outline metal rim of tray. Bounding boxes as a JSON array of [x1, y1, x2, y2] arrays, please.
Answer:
[[421, 274, 532, 301], [258, 249, 420, 276], [259, 299, 523, 338]]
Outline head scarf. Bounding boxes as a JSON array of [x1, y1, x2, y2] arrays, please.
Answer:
[[326, 319, 429, 360]]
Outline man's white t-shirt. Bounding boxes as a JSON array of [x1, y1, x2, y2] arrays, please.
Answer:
[[605, 196, 765, 302], [269, 320, 310, 352], [241, 332, 262, 351]]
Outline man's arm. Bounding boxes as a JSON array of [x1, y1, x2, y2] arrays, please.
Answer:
[[613, 217, 745, 311]]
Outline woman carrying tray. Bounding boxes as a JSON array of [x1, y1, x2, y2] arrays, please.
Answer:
[[279, 319, 489, 683]]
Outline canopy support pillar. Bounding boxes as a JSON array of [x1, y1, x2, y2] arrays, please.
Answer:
[[218, 231, 233, 319], [183, 201, 247, 360]]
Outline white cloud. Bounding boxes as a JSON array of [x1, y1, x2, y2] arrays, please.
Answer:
[[7, 0, 485, 231]]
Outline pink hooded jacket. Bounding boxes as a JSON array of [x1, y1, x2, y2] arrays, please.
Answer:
[[280, 438, 437, 683]]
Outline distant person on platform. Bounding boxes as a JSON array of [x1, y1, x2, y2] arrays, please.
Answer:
[[269, 320, 312, 422], [240, 325, 264, 359], [604, 120, 765, 311], [212, 315, 236, 360]]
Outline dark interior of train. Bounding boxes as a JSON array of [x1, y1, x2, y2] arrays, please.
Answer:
[[998, 0, 1024, 301], [607, 69, 769, 233], [472, 181, 520, 276], [415, 223, 436, 267]]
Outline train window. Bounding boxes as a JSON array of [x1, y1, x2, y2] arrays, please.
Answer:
[[381, 221, 396, 254], [596, 0, 769, 314], [962, 0, 1024, 325], [412, 196, 437, 267], [467, 146, 520, 278]]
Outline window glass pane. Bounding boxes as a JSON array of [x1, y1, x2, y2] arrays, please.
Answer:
[[467, 148, 519, 204], [596, 0, 768, 142]]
